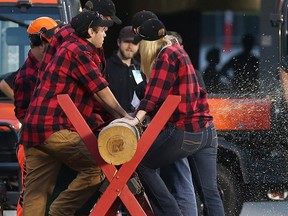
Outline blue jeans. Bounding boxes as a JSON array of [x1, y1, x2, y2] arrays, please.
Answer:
[[160, 123, 225, 216], [161, 158, 197, 216], [188, 147, 225, 216], [137, 123, 217, 216]]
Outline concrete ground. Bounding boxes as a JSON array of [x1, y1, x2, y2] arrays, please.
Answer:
[[4, 201, 288, 216], [240, 201, 288, 216]]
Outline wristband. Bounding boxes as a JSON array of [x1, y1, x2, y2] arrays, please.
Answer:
[[135, 116, 145, 127], [135, 116, 141, 124]]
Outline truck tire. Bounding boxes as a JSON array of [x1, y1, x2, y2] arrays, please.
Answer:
[[217, 164, 243, 216]]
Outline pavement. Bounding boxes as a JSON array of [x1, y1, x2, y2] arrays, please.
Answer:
[[240, 201, 288, 216], [3, 210, 16, 216], [4, 201, 288, 216]]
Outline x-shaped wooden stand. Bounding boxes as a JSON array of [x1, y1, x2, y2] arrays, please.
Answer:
[[57, 94, 181, 216]]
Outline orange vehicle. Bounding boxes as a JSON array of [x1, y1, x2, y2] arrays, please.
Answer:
[[209, 98, 272, 131], [0, 0, 79, 213]]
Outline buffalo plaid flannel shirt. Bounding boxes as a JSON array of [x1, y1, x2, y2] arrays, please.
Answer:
[[21, 33, 108, 147], [138, 44, 213, 132], [14, 50, 40, 120]]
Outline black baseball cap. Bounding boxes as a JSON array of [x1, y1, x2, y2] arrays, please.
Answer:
[[84, 0, 122, 24], [134, 18, 166, 43], [71, 11, 113, 34], [118, 26, 136, 41], [131, 10, 158, 30]]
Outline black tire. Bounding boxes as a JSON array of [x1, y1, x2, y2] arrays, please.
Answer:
[[217, 164, 243, 216]]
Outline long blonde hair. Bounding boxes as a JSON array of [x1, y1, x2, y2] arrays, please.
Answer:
[[139, 36, 172, 78]]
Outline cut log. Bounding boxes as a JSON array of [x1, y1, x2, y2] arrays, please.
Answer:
[[98, 122, 140, 165]]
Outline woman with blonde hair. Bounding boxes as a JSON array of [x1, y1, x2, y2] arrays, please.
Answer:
[[113, 18, 217, 215]]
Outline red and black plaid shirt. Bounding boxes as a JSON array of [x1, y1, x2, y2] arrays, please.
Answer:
[[138, 44, 213, 132], [21, 33, 108, 147], [39, 23, 107, 77], [14, 50, 40, 120], [38, 23, 113, 131]]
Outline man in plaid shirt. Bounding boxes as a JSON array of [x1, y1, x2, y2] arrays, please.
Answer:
[[12, 16, 60, 216], [33, 0, 124, 214], [38, 0, 122, 130], [21, 11, 129, 216]]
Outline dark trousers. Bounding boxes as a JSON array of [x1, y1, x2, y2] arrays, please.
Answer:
[[138, 123, 218, 216]]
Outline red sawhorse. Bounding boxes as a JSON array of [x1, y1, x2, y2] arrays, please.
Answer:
[[57, 94, 181, 216]]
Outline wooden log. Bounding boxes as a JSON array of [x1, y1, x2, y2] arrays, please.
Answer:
[[98, 122, 140, 165]]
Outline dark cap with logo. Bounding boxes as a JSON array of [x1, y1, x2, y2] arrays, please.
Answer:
[[131, 10, 158, 30], [84, 0, 122, 24], [134, 18, 166, 43], [118, 26, 136, 41], [71, 11, 113, 35]]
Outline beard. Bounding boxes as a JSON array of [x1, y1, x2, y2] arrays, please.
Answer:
[[119, 48, 135, 60]]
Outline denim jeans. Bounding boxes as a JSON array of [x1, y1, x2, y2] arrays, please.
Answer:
[[188, 147, 225, 216], [161, 158, 197, 216], [160, 123, 225, 216], [137, 123, 217, 216]]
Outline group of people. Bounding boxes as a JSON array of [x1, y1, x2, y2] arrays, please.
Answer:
[[4, 0, 225, 215], [203, 33, 259, 94]]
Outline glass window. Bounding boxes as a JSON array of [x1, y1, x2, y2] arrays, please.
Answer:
[[0, 7, 60, 76], [200, 11, 260, 95]]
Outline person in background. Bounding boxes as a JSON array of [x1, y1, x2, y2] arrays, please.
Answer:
[[167, 30, 206, 89], [203, 47, 221, 93], [11, 16, 61, 216], [220, 33, 259, 93], [104, 25, 146, 113], [14, 17, 61, 124], [0, 71, 17, 100], [102, 25, 147, 215], [21, 11, 129, 216], [0, 20, 62, 103], [113, 18, 217, 216]]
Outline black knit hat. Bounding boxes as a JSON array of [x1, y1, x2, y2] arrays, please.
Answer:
[[134, 18, 166, 43], [84, 0, 122, 24], [131, 10, 158, 30], [71, 11, 113, 35]]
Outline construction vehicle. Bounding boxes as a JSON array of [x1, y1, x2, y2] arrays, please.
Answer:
[[0, 0, 79, 213], [0, 0, 79, 75]]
